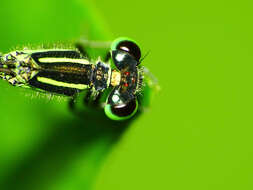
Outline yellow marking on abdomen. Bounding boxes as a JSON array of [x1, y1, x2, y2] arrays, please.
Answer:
[[37, 77, 88, 90], [38, 57, 90, 65]]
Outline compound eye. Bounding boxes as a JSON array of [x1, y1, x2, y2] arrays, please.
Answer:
[[116, 40, 141, 62], [104, 99, 138, 121]]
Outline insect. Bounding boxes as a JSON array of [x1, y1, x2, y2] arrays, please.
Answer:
[[0, 37, 155, 121]]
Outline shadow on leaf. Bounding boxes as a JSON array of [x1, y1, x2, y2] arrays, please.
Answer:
[[0, 109, 136, 190]]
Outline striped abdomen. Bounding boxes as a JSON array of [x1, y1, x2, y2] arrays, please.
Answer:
[[29, 50, 94, 96]]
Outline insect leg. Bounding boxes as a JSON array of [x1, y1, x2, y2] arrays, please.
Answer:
[[75, 39, 112, 62], [75, 43, 90, 59], [78, 39, 111, 49], [69, 89, 105, 117], [104, 51, 111, 62]]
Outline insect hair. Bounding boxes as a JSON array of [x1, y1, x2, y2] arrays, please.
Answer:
[[23, 88, 69, 102], [10, 41, 79, 52]]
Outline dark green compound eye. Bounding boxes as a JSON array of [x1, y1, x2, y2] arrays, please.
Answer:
[[104, 99, 138, 121], [106, 37, 142, 121], [111, 38, 141, 62]]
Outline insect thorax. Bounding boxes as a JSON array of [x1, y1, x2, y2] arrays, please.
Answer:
[[0, 50, 112, 96]]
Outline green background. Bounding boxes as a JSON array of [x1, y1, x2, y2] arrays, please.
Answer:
[[0, 0, 252, 189]]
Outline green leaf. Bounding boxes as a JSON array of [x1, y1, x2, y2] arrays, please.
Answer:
[[0, 0, 120, 189]]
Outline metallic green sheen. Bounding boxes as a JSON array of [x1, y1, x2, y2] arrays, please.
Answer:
[[104, 99, 139, 121], [110, 37, 139, 51]]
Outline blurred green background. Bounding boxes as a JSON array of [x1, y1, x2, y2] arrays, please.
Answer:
[[0, 0, 253, 189]]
